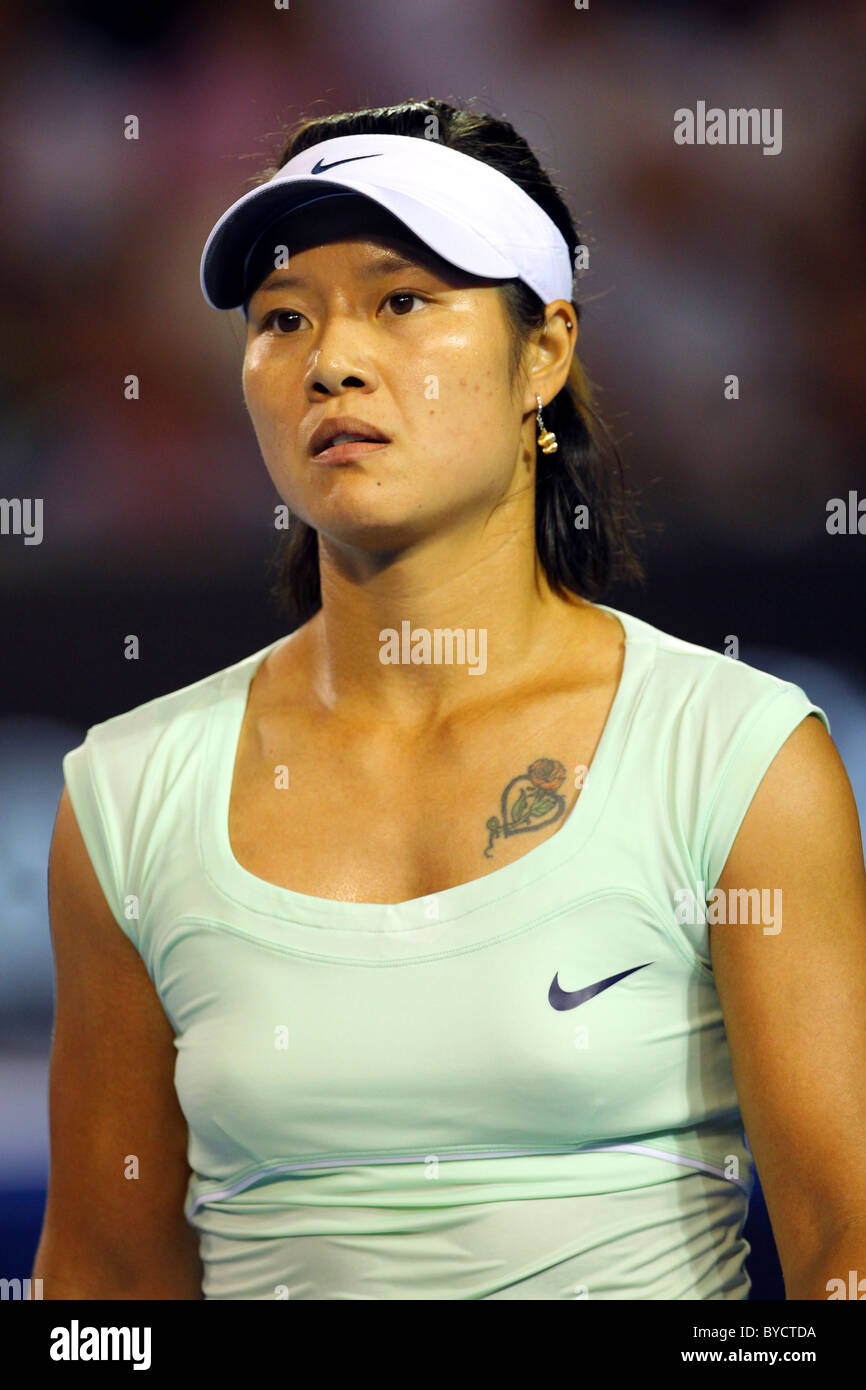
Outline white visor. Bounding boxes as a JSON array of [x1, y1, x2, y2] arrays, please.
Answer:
[[200, 132, 575, 312]]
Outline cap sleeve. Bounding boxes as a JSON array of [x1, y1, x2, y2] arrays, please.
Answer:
[[696, 684, 831, 897], [62, 733, 139, 950]]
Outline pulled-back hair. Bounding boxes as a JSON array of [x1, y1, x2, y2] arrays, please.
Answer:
[[246, 98, 649, 628]]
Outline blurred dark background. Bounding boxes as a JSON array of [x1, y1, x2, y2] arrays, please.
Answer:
[[2, 0, 864, 1301]]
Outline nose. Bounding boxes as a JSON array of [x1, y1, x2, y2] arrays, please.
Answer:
[[310, 369, 367, 395], [304, 318, 379, 398]]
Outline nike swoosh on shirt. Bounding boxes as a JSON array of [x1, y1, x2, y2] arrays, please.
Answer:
[[311, 154, 383, 173], [548, 962, 653, 1011]]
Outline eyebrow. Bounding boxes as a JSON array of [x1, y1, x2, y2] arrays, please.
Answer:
[[252, 251, 431, 297]]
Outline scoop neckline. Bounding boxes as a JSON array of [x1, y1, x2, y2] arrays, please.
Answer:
[[199, 603, 654, 929]]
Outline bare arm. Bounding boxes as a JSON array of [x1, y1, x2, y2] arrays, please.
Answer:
[[711, 713, 866, 1299], [32, 785, 203, 1299]]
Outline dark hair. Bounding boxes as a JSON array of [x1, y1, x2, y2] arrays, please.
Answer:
[[247, 98, 649, 628]]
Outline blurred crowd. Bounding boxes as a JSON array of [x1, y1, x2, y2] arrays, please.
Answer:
[[0, 0, 863, 581]]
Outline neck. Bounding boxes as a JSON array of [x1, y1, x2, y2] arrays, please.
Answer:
[[302, 513, 592, 728]]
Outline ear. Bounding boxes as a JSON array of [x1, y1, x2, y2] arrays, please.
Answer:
[[522, 301, 578, 415]]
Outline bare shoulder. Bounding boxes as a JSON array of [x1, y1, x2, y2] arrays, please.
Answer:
[[708, 712, 866, 1287], [50, 784, 130, 949], [35, 786, 202, 1298], [719, 711, 859, 883]]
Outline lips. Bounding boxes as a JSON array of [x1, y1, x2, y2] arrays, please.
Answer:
[[312, 439, 389, 464], [309, 415, 390, 457]]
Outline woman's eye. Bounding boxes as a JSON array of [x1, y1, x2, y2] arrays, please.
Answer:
[[262, 309, 303, 334], [385, 292, 426, 316], [260, 294, 426, 333]]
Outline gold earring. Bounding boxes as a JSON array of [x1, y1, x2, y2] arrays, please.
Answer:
[[536, 395, 558, 454]]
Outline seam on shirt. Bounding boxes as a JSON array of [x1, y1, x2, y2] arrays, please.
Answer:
[[185, 1142, 752, 1217], [153, 881, 697, 971]]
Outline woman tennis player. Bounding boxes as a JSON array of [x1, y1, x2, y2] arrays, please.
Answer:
[[35, 100, 866, 1300]]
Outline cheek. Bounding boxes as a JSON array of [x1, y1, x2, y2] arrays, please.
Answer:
[[242, 355, 289, 455], [409, 331, 509, 438], [426, 374, 513, 478], [241, 355, 262, 429], [241, 347, 268, 418]]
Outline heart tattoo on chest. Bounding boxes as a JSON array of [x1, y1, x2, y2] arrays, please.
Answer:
[[484, 757, 568, 858]]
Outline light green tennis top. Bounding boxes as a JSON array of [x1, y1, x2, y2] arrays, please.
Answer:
[[61, 605, 829, 1300]]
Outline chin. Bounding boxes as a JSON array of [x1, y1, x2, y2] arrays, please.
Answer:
[[318, 514, 429, 555], [309, 494, 441, 554]]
